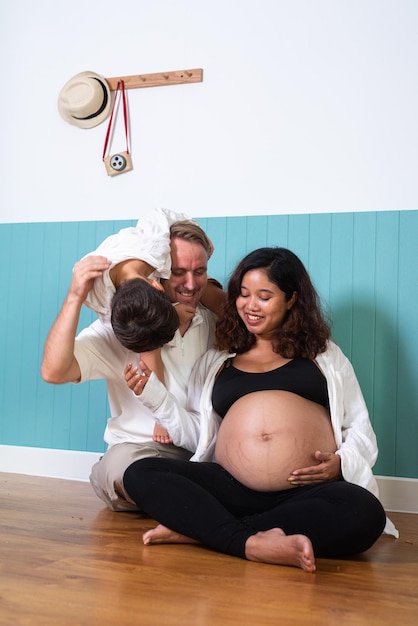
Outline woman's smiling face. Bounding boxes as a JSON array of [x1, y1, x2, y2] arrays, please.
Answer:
[[236, 269, 296, 338]]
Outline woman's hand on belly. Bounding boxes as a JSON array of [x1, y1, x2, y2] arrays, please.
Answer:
[[215, 391, 338, 492], [287, 450, 342, 487]]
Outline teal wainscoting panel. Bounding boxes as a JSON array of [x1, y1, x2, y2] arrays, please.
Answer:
[[0, 211, 417, 478], [373, 212, 400, 475], [305, 213, 333, 308], [266, 214, 290, 249], [351, 213, 378, 423], [396, 211, 418, 477], [287, 214, 311, 264], [328, 212, 355, 358], [225, 216, 252, 282], [245, 216, 269, 252]]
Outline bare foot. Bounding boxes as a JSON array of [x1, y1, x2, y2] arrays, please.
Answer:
[[245, 528, 316, 573], [143, 524, 199, 546], [153, 423, 173, 444]]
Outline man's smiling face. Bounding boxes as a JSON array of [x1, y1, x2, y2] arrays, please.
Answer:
[[162, 236, 208, 308]]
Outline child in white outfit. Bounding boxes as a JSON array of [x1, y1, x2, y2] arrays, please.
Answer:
[[82, 208, 223, 443]]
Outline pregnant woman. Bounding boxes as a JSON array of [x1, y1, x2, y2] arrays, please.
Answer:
[[123, 247, 394, 572]]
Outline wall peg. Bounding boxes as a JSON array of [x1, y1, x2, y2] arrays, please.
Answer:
[[105, 69, 203, 91]]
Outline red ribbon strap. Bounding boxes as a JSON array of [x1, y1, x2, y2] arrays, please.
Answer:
[[102, 80, 130, 160]]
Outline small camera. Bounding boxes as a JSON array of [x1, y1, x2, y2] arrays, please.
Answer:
[[104, 151, 133, 176]]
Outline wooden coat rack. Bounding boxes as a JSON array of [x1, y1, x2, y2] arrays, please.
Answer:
[[105, 68, 203, 91]]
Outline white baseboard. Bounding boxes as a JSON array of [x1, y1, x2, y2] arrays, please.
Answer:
[[0, 444, 417, 513], [0, 444, 102, 482], [375, 475, 418, 514]]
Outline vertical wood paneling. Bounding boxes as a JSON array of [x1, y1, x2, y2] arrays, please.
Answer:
[[2, 224, 28, 445], [373, 212, 400, 475], [328, 213, 355, 357], [351, 213, 377, 419], [22, 224, 47, 446], [224, 217, 250, 285], [287, 215, 311, 266], [0, 224, 15, 443], [0, 212, 417, 478], [245, 216, 269, 252], [305, 213, 333, 307], [266, 215, 289, 249], [396, 211, 418, 477]]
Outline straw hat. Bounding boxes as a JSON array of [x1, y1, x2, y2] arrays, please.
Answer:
[[58, 71, 112, 128]]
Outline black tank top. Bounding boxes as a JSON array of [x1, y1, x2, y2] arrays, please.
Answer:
[[212, 358, 329, 418]]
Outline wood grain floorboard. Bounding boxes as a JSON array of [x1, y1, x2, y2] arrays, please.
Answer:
[[1, 472, 417, 625]]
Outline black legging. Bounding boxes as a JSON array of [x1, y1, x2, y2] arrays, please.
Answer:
[[123, 458, 386, 560]]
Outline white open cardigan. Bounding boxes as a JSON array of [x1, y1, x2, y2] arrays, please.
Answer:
[[139, 341, 398, 537]]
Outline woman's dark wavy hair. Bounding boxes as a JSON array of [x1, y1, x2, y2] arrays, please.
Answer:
[[111, 279, 179, 353], [216, 247, 330, 359]]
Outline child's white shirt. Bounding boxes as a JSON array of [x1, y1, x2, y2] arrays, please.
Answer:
[[82, 208, 194, 321]]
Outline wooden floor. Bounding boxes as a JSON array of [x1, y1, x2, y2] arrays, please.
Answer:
[[0, 473, 417, 626]]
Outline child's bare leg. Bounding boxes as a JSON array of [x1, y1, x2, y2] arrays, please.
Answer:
[[245, 528, 316, 572], [143, 524, 198, 545], [143, 350, 172, 443], [153, 423, 173, 444]]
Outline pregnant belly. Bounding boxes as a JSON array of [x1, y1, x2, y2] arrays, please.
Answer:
[[214, 390, 336, 492]]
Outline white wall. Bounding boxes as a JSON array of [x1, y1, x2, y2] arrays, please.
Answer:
[[1, 0, 417, 224]]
